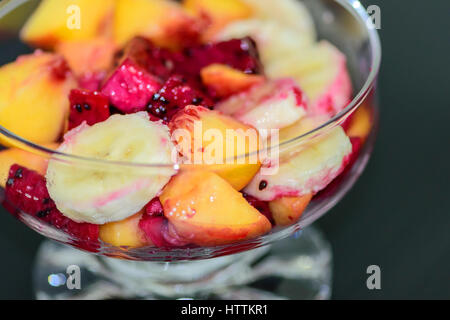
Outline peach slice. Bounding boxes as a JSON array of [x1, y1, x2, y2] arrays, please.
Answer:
[[160, 170, 271, 246], [99, 211, 148, 247], [20, 0, 115, 49], [269, 194, 312, 226], [0, 143, 59, 188], [169, 105, 261, 190], [55, 38, 116, 76], [0, 51, 76, 146], [183, 0, 252, 39], [345, 104, 372, 143], [200, 64, 265, 99], [114, 0, 201, 49]]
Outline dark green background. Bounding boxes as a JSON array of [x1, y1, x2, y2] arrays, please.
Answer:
[[0, 0, 449, 299]]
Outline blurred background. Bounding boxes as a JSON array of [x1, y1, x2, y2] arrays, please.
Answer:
[[0, 0, 449, 299]]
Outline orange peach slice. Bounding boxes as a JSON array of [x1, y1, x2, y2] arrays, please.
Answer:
[[20, 0, 115, 49], [0, 51, 76, 146], [114, 0, 201, 49], [55, 38, 116, 76], [0, 143, 59, 188], [269, 194, 312, 226], [99, 211, 148, 247], [169, 105, 261, 190], [346, 104, 372, 143], [200, 64, 265, 98], [160, 170, 271, 246]]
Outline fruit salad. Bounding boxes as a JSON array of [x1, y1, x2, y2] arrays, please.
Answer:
[[0, 0, 373, 251]]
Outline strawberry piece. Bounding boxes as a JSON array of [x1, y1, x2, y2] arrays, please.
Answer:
[[4, 165, 99, 243], [242, 193, 274, 224], [174, 37, 263, 78], [68, 89, 110, 130], [101, 58, 162, 113], [147, 75, 214, 121]]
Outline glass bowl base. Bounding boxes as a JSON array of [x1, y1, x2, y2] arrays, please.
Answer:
[[33, 226, 332, 300]]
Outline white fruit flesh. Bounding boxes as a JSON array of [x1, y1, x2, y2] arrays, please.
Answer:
[[266, 41, 353, 117], [243, 117, 352, 201], [216, 19, 312, 68], [216, 78, 307, 137], [46, 113, 176, 224], [242, 0, 316, 42]]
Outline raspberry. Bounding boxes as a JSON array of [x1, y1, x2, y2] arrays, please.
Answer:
[[144, 197, 164, 216], [49, 56, 71, 81], [115, 37, 176, 81], [68, 89, 110, 130], [242, 193, 274, 224], [101, 58, 162, 113], [4, 165, 99, 243], [174, 37, 263, 78], [147, 75, 214, 121]]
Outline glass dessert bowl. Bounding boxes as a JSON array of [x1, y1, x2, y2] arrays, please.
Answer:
[[0, 0, 380, 299]]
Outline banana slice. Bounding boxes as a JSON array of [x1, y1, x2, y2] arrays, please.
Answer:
[[215, 19, 312, 68], [46, 112, 176, 224], [216, 78, 308, 137], [243, 117, 352, 201], [266, 41, 353, 117], [242, 0, 316, 41]]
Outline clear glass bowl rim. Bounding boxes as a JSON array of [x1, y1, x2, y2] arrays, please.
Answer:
[[0, 0, 382, 169]]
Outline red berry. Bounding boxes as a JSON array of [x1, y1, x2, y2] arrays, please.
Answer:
[[49, 56, 71, 81], [174, 37, 263, 78], [68, 89, 110, 130], [147, 75, 214, 121], [144, 197, 164, 216], [115, 37, 175, 81], [4, 165, 99, 243], [101, 58, 162, 113], [119, 37, 178, 80]]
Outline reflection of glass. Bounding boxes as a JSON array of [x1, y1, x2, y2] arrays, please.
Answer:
[[0, 0, 381, 299]]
